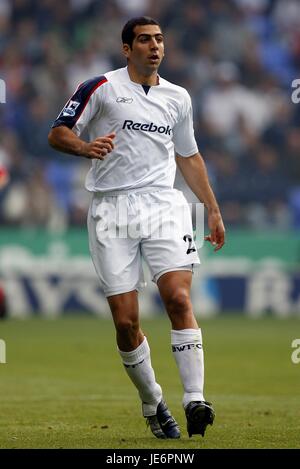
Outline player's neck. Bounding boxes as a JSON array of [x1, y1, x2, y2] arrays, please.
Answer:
[[127, 64, 159, 86]]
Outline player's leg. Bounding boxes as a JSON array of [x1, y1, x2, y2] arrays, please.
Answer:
[[141, 188, 214, 437], [88, 193, 179, 438], [107, 290, 143, 351], [141, 189, 203, 406], [157, 270, 215, 437], [157, 270, 204, 404], [107, 290, 162, 411], [107, 290, 179, 439]]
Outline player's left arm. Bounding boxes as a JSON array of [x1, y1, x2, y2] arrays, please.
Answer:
[[176, 152, 225, 251]]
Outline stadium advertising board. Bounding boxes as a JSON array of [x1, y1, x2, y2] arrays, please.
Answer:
[[0, 230, 299, 317]]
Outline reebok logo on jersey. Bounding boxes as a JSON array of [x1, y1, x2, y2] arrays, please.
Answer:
[[172, 344, 202, 352], [122, 119, 172, 135], [116, 97, 133, 103]]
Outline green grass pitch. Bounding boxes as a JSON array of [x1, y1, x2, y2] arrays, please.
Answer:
[[0, 315, 299, 449]]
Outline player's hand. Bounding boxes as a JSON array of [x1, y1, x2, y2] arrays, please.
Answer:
[[205, 209, 225, 252], [81, 133, 116, 160]]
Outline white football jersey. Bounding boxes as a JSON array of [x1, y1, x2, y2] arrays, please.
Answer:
[[52, 66, 198, 193]]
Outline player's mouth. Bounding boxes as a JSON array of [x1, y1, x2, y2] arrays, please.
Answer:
[[148, 55, 160, 62]]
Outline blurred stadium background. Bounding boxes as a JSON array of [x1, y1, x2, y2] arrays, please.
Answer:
[[0, 0, 300, 318]]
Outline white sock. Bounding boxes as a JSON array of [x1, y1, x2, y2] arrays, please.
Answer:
[[171, 328, 205, 408], [118, 337, 162, 416]]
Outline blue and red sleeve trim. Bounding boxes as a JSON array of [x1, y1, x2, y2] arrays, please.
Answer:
[[51, 75, 107, 129]]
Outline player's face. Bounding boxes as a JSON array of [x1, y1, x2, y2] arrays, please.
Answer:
[[124, 25, 164, 74]]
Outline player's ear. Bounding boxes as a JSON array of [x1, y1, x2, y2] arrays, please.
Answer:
[[122, 43, 131, 59]]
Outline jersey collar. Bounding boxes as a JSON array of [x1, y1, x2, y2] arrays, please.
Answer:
[[125, 66, 160, 88]]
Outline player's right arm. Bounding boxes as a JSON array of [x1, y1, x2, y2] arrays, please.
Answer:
[[48, 126, 115, 160], [48, 75, 115, 160]]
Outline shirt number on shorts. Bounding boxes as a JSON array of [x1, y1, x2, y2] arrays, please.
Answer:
[[183, 234, 196, 254]]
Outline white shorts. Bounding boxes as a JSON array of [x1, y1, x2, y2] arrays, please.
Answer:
[[87, 188, 200, 297]]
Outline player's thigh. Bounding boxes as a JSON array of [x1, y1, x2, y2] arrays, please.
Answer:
[[87, 199, 143, 296], [157, 270, 197, 329], [107, 290, 139, 327], [141, 189, 200, 281], [157, 270, 193, 299]]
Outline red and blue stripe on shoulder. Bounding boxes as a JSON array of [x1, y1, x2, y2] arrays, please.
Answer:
[[51, 75, 107, 129]]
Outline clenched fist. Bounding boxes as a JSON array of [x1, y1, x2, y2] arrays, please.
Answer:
[[81, 133, 116, 160]]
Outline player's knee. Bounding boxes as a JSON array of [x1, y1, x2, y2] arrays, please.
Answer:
[[165, 289, 191, 315], [114, 317, 139, 336]]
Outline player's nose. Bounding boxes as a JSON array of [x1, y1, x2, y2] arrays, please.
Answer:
[[150, 39, 159, 49]]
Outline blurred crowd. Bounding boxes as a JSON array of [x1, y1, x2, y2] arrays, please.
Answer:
[[0, 0, 300, 231]]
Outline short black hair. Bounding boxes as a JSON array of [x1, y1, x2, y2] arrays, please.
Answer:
[[121, 16, 161, 49]]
